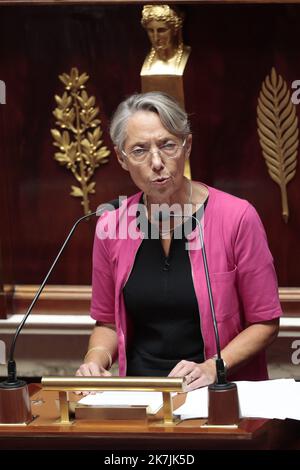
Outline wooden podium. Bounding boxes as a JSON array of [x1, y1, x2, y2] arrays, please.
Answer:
[[0, 383, 299, 450]]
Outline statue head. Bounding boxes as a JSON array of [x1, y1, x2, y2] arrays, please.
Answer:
[[141, 5, 184, 59]]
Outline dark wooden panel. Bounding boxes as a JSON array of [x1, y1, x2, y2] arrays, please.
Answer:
[[0, 92, 15, 318], [183, 3, 300, 286], [0, 4, 144, 286], [0, 3, 300, 290]]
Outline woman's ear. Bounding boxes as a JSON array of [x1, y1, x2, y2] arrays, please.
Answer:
[[115, 147, 129, 172], [185, 134, 192, 160]]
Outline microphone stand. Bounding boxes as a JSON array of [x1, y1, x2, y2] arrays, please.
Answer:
[[0, 208, 102, 424], [169, 211, 239, 426]]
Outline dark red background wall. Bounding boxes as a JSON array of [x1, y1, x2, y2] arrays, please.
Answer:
[[0, 3, 299, 289]]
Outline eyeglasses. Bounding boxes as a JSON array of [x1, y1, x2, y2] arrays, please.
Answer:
[[121, 138, 186, 165]]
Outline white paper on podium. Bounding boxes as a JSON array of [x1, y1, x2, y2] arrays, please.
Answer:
[[174, 378, 300, 421], [284, 380, 300, 420], [78, 391, 164, 415], [174, 387, 208, 420]]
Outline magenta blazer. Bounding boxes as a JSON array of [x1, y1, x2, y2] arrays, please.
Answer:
[[91, 183, 282, 381]]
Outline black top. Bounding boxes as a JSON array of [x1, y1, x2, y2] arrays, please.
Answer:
[[123, 198, 207, 376]]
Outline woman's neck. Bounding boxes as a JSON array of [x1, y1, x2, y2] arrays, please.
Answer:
[[149, 178, 191, 205]]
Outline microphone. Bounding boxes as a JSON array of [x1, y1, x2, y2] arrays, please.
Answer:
[[0, 198, 120, 424], [156, 208, 239, 426]]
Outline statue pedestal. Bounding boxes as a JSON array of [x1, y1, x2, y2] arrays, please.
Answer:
[[141, 74, 185, 108]]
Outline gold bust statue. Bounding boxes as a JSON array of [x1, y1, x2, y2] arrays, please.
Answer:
[[140, 5, 190, 76]]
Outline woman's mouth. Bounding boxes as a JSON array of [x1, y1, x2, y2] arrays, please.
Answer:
[[152, 177, 170, 186]]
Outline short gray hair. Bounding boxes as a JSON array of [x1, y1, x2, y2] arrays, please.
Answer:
[[110, 92, 191, 151]]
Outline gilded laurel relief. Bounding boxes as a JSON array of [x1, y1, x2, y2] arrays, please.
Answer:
[[257, 67, 298, 223], [51, 68, 110, 215]]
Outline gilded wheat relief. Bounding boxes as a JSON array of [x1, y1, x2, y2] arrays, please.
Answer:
[[257, 67, 298, 223]]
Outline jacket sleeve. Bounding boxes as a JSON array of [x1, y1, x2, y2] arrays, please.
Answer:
[[90, 216, 115, 324], [234, 203, 282, 324]]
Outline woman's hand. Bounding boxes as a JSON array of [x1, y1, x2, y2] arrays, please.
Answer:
[[75, 361, 112, 395], [168, 359, 217, 391], [75, 361, 112, 377]]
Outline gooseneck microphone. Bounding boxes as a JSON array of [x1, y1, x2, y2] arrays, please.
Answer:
[[0, 199, 120, 424], [156, 208, 239, 425]]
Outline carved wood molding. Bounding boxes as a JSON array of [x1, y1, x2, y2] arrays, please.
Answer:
[[10, 284, 300, 298], [278, 287, 300, 317], [279, 287, 300, 301], [3, 284, 300, 317], [11, 284, 91, 300], [5, 284, 91, 315]]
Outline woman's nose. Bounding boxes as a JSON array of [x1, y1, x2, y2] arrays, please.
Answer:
[[150, 150, 165, 170]]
